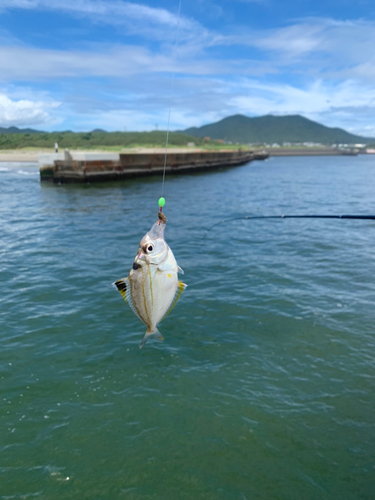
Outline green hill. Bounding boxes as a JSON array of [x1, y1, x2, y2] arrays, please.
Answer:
[[183, 114, 373, 145], [0, 130, 205, 150]]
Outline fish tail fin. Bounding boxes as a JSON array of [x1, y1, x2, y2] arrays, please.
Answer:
[[139, 328, 164, 349]]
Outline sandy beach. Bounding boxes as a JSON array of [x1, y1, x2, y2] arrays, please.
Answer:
[[0, 152, 39, 162]]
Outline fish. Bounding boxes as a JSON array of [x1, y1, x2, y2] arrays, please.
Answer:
[[113, 213, 187, 348]]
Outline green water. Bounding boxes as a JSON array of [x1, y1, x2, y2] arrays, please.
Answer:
[[1, 157, 374, 499]]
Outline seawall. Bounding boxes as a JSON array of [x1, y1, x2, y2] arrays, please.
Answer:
[[266, 148, 358, 156], [39, 150, 267, 183]]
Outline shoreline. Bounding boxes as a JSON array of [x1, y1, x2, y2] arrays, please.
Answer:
[[0, 147, 207, 164], [0, 153, 39, 162], [0, 146, 362, 164]]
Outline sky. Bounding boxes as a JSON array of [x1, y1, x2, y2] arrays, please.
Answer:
[[0, 0, 375, 136]]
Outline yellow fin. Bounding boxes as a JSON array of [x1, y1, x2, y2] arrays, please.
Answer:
[[113, 278, 128, 301], [161, 281, 187, 322]]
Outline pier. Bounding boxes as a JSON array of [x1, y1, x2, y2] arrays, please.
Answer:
[[39, 149, 267, 183]]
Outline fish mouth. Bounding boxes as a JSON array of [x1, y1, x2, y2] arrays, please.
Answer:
[[133, 251, 146, 267], [136, 250, 144, 260]]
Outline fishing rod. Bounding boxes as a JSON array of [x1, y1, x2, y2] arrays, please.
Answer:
[[207, 214, 375, 232]]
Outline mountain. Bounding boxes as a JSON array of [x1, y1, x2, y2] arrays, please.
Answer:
[[0, 126, 44, 134], [183, 114, 373, 145]]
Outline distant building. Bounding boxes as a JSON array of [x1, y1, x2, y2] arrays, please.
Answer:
[[302, 142, 323, 147], [187, 142, 195, 147]]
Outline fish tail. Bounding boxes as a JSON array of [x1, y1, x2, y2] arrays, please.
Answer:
[[139, 328, 164, 349]]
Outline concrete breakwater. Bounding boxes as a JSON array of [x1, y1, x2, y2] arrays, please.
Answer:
[[39, 150, 267, 183], [266, 147, 358, 156]]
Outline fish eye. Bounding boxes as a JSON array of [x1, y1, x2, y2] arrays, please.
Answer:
[[146, 244, 154, 253]]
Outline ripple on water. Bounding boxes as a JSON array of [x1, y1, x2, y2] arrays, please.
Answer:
[[1, 156, 375, 499]]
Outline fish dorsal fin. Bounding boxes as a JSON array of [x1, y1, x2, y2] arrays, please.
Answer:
[[113, 278, 146, 325], [161, 280, 187, 322]]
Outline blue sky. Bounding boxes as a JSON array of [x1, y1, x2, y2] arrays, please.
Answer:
[[0, 0, 375, 136]]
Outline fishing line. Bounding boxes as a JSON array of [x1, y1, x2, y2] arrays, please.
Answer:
[[206, 214, 375, 233], [161, 0, 183, 199]]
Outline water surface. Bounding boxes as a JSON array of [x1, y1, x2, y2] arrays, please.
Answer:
[[1, 156, 374, 499]]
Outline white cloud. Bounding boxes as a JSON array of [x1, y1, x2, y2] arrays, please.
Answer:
[[254, 18, 375, 66], [1, 5, 374, 135], [0, 93, 60, 126], [231, 79, 371, 114], [0, 44, 255, 83], [51, 75, 375, 134], [226, 78, 375, 135], [54, 104, 225, 132], [0, 0, 175, 24], [0, 0, 209, 43], [213, 18, 375, 87], [254, 22, 324, 58]]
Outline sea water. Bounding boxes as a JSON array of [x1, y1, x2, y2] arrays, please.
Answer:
[[1, 156, 374, 499]]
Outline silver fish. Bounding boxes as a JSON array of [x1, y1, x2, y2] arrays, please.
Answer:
[[114, 214, 187, 348]]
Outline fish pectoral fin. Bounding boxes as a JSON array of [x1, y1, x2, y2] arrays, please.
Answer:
[[177, 265, 184, 275], [113, 278, 129, 302], [113, 278, 145, 325], [139, 328, 164, 349], [161, 281, 187, 322]]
